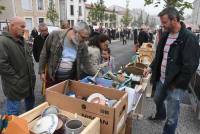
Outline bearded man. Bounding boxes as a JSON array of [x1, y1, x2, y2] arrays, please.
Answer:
[[39, 21, 96, 87]]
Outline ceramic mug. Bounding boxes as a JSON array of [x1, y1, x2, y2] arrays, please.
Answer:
[[65, 119, 83, 134]]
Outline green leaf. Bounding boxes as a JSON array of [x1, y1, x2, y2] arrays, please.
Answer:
[[144, 0, 192, 18], [0, 5, 5, 14], [46, 1, 58, 25]]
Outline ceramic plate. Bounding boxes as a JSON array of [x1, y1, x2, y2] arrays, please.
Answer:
[[31, 114, 58, 134]]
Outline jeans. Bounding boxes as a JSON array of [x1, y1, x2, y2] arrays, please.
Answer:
[[6, 94, 35, 115], [153, 81, 184, 134]]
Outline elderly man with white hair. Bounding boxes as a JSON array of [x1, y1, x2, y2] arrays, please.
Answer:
[[39, 21, 96, 87], [32, 23, 49, 62]]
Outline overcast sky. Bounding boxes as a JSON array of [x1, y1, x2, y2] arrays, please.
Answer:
[[86, 0, 194, 16]]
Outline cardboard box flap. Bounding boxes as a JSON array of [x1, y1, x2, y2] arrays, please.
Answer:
[[72, 80, 125, 99], [113, 93, 128, 133], [47, 80, 125, 100]]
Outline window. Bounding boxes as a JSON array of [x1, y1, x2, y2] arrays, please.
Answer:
[[105, 23, 108, 27], [79, 6, 82, 16], [68, 20, 70, 26], [71, 20, 74, 27], [21, 0, 32, 10], [38, 18, 44, 23], [68, 20, 74, 27], [70, 5, 74, 16], [25, 18, 32, 31], [37, 0, 44, 10], [48, 0, 55, 7]]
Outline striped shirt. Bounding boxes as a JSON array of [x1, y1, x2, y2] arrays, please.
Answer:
[[160, 33, 179, 83]]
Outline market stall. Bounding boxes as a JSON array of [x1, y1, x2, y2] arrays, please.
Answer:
[[1, 42, 154, 134]]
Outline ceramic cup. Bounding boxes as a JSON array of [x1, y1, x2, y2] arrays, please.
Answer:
[[65, 119, 83, 134]]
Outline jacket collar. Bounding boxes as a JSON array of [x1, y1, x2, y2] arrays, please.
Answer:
[[2, 31, 25, 45], [160, 26, 186, 48], [58, 29, 72, 47]]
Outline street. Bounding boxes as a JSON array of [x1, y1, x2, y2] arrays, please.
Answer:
[[0, 40, 200, 134]]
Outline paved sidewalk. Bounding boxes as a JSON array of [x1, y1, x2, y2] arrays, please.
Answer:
[[132, 97, 200, 134], [111, 39, 120, 43]]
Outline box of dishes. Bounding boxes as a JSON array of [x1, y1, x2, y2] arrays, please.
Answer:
[[46, 80, 128, 134], [19, 102, 100, 134]]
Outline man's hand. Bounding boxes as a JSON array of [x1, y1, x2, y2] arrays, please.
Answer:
[[40, 73, 46, 82], [143, 67, 152, 77]]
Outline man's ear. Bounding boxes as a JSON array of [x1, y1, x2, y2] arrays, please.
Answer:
[[9, 24, 14, 31]]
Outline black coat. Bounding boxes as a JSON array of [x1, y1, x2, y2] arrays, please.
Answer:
[[33, 34, 48, 62], [150, 27, 200, 90], [138, 31, 149, 47], [31, 29, 38, 38]]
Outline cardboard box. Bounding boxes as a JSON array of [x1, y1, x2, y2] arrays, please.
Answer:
[[19, 102, 100, 134], [46, 80, 128, 134], [122, 76, 149, 134]]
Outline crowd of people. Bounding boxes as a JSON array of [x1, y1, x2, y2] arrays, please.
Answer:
[[0, 17, 117, 115], [0, 6, 200, 134]]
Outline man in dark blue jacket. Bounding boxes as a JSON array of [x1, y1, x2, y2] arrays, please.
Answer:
[[144, 7, 200, 134]]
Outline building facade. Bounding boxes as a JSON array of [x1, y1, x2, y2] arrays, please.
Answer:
[[0, 0, 60, 33], [59, 0, 86, 27], [85, 4, 118, 28], [192, 0, 200, 28]]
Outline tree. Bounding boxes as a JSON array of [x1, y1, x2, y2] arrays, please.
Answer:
[[109, 9, 116, 22], [149, 18, 156, 28], [46, 0, 59, 26], [104, 13, 109, 21], [145, 14, 149, 26], [121, 0, 133, 27], [137, 11, 144, 27], [0, 5, 5, 14], [87, 0, 106, 24], [131, 16, 138, 27], [144, 0, 192, 18]]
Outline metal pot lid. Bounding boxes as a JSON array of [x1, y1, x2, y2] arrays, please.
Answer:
[[41, 106, 59, 117]]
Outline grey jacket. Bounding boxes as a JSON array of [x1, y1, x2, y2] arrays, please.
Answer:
[[84, 46, 101, 74], [39, 29, 96, 80], [0, 32, 36, 100]]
